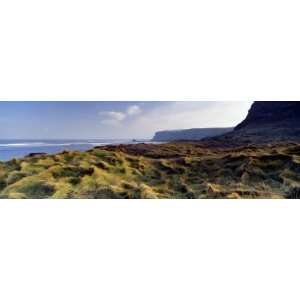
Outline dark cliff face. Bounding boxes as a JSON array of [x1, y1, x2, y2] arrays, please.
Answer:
[[235, 101, 300, 131], [203, 101, 300, 146]]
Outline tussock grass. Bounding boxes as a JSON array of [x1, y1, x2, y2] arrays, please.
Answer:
[[1, 143, 300, 198]]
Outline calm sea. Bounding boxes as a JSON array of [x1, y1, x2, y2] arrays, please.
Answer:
[[0, 139, 155, 161]]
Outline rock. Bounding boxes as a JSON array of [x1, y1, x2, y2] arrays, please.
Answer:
[[26, 152, 47, 158]]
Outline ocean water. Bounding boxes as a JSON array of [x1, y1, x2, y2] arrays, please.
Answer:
[[0, 139, 154, 161]]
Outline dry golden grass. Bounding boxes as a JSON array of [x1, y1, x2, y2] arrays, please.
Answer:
[[1, 142, 300, 199]]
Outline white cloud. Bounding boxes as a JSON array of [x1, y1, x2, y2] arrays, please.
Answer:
[[99, 111, 126, 126], [99, 105, 141, 126], [106, 111, 126, 121], [127, 105, 141, 115]]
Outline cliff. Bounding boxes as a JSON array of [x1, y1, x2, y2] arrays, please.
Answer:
[[205, 101, 300, 145], [152, 127, 233, 141], [235, 101, 300, 131]]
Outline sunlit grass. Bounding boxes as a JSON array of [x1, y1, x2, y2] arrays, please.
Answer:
[[1, 143, 300, 199]]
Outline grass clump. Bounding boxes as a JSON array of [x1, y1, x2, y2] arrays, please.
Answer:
[[2, 142, 300, 198], [51, 166, 94, 179], [3, 177, 56, 198], [6, 171, 26, 185]]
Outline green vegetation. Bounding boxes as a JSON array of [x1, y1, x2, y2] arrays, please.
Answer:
[[1, 143, 300, 199]]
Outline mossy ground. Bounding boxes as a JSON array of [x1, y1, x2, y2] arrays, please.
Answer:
[[1, 143, 300, 199]]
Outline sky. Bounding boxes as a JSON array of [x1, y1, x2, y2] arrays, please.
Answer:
[[0, 101, 253, 139]]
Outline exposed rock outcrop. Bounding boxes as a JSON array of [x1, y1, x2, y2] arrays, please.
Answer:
[[26, 152, 47, 158]]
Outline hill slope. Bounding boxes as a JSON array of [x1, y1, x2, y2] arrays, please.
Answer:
[[1, 143, 300, 199]]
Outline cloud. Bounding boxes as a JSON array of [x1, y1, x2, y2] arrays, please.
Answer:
[[106, 111, 126, 121], [127, 105, 141, 115], [99, 111, 126, 126], [99, 105, 141, 126]]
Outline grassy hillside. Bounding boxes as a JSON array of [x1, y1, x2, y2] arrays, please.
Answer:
[[1, 143, 300, 199]]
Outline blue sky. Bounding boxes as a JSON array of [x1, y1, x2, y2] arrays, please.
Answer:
[[0, 101, 252, 139]]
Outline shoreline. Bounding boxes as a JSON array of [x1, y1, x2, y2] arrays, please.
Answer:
[[0, 139, 164, 162]]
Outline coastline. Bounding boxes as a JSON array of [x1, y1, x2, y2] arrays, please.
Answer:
[[0, 139, 162, 161]]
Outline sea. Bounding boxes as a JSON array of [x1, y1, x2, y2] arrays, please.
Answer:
[[0, 139, 157, 161]]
